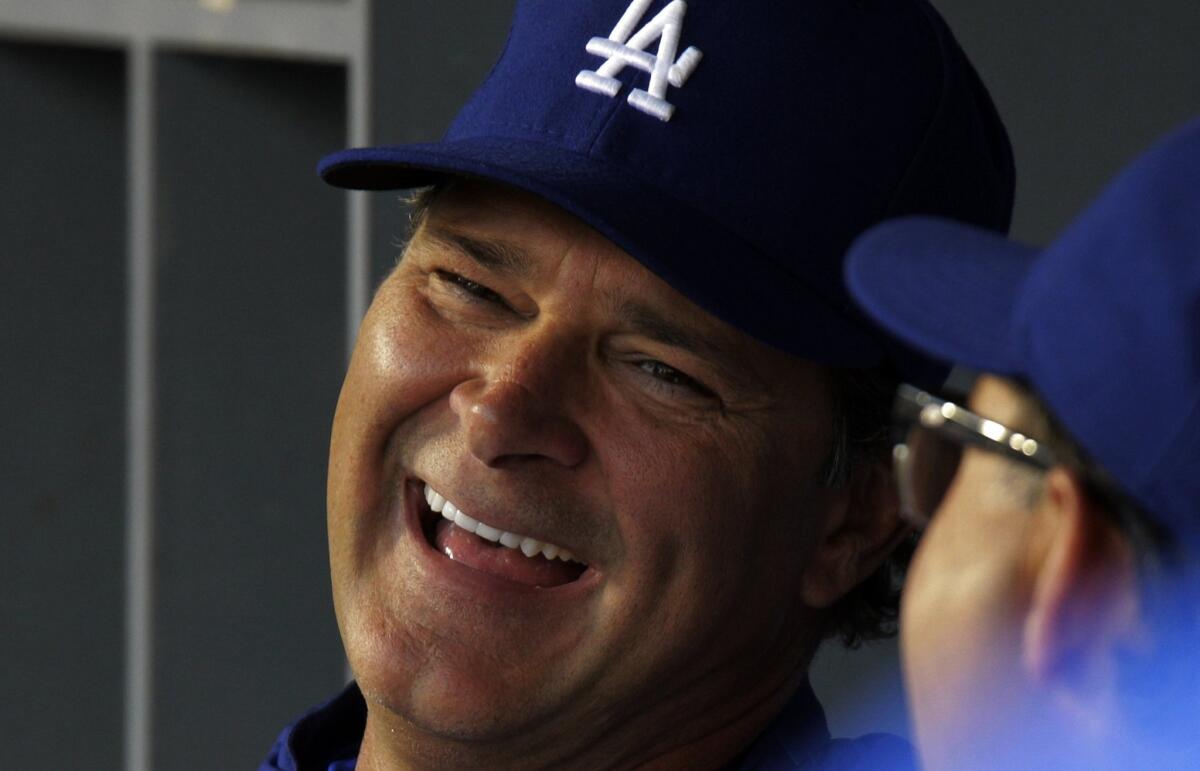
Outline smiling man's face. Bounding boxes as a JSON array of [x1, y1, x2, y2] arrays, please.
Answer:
[[327, 180, 857, 767]]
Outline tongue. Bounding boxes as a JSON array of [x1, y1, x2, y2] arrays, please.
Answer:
[[434, 520, 583, 588]]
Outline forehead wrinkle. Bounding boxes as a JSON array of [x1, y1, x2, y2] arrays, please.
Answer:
[[422, 223, 534, 279]]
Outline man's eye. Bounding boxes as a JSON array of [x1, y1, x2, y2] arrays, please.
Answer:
[[433, 270, 508, 307], [636, 360, 716, 399]]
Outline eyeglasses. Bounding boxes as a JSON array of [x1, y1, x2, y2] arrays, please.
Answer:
[[891, 383, 1058, 527]]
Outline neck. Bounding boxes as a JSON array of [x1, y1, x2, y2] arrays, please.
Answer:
[[356, 669, 814, 771]]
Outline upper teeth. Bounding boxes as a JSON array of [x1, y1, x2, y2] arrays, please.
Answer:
[[424, 484, 583, 565]]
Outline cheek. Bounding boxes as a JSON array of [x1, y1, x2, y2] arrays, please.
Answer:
[[899, 539, 940, 661], [900, 489, 1029, 703], [593, 418, 828, 700], [902, 537, 1031, 763], [901, 531, 990, 734], [600, 411, 808, 600], [901, 508, 985, 642], [599, 426, 728, 590], [328, 281, 471, 541]]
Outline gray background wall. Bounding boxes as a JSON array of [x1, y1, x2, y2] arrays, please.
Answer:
[[1, 2, 1197, 768]]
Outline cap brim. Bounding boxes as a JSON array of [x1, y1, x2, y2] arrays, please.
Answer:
[[846, 216, 1040, 377], [319, 138, 885, 366]]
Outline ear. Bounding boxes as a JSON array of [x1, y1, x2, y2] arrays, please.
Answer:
[[1022, 468, 1144, 693], [801, 457, 910, 608]]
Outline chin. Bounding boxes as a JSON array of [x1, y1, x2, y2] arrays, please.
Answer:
[[343, 606, 574, 745], [375, 672, 550, 742]]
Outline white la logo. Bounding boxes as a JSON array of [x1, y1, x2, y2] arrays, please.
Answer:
[[575, 0, 704, 122]]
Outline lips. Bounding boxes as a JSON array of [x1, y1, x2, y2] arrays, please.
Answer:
[[419, 483, 588, 588]]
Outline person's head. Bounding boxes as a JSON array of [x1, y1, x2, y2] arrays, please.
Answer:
[[890, 375, 1193, 769], [320, 0, 1013, 766], [847, 118, 1200, 770], [328, 177, 909, 768]]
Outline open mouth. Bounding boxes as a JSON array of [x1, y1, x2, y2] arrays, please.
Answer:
[[416, 481, 589, 588]]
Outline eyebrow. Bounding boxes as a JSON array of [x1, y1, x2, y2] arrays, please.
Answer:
[[617, 299, 752, 389], [423, 225, 533, 279], [423, 222, 754, 391]]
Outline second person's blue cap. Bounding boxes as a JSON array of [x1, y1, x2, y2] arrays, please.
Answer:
[[847, 117, 1200, 549]]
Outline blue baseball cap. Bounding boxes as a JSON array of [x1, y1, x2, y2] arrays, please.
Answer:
[[319, 0, 1014, 368], [846, 117, 1200, 546]]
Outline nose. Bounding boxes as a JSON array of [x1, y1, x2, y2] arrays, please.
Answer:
[[449, 348, 590, 469]]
